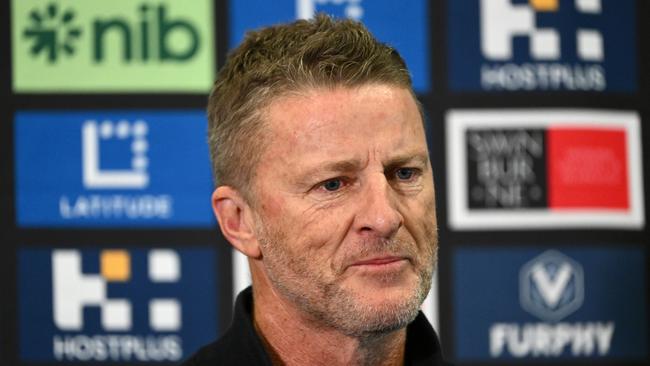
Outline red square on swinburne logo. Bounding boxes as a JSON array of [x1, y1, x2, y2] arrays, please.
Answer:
[[547, 128, 629, 210]]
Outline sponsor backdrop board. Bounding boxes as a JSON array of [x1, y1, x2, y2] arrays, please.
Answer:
[[452, 246, 647, 361], [15, 110, 215, 227], [1, 0, 648, 365], [230, 0, 430, 93], [11, 0, 215, 92], [448, 0, 637, 92], [19, 247, 218, 363], [447, 109, 645, 230]]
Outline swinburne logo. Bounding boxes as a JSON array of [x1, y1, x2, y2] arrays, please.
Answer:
[[11, 0, 214, 92], [19, 247, 218, 362], [446, 109, 645, 229], [490, 250, 614, 358], [448, 0, 636, 91]]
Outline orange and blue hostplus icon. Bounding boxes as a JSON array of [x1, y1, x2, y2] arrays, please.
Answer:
[[452, 246, 647, 361], [448, 0, 636, 91], [14, 110, 215, 227], [229, 0, 430, 93], [19, 247, 218, 363]]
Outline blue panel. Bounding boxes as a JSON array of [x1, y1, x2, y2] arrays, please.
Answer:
[[230, 0, 430, 93], [448, 0, 636, 92], [453, 246, 647, 361], [19, 247, 218, 362], [15, 110, 215, 227]]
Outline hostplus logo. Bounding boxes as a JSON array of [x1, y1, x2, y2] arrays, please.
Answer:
[[19, 247, 218, 362], [490, 250, 615, 358], [53, 249, 180, 331], [449, 0, 637, 92], [481, 0, 604, 90], [481, 0, 603, 61], [52, 249, 182, 361]]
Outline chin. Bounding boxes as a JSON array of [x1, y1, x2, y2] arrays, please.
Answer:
[[328, 279, 425, 337]]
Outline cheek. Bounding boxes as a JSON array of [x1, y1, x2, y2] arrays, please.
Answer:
[[259, 193, 285, 220], [402, 190, 437, 236]]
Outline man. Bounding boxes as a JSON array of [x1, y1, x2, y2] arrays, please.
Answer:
[[184, 14, 448, 366]]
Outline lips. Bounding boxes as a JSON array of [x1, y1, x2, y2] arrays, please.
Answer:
[[351, 256, 406, 267]]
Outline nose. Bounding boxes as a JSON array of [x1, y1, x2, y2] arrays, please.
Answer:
[[355, 174, 403, 238]]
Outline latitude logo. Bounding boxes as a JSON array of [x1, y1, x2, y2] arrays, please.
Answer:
[[519, 250, 584, 322], [82, 120, 150, 189], [11, 0, 214, 92]]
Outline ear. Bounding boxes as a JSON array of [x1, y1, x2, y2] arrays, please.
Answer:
[[212, 186, 262, 259]]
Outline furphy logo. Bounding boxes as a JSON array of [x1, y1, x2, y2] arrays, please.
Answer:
[[453, 247, 647, 361], [520, 251, 584, 322], [230, 0, 430, 92], [447, 110, 644, 229], [19, 247, 218, 362], [491, 251, 612, 358], [11, 0, 214, 92], [15, 111, 215, 227], [448, 0, 636, 91]]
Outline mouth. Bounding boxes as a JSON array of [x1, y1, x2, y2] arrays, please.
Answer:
[[348, 256, 410, 273], [352, 256, 406, 266]]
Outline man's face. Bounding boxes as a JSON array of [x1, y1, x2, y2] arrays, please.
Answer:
[[250, 84, 438, 336]]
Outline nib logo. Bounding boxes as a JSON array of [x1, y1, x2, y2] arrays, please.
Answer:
[[11, 0, 215, 92], [23, 3, 81, 62]]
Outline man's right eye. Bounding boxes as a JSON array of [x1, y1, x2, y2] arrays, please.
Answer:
[[321, 179, 342, 192]]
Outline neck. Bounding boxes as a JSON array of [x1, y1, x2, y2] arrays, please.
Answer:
[[250, 269, 407, 366]]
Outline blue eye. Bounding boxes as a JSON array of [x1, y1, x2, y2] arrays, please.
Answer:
[[322, 179, 342, 191], [396, 168, 415, 180]]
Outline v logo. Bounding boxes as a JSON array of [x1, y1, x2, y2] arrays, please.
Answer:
[[530, 262, 572, 308]]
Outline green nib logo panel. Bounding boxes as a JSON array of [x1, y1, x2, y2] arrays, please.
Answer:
[[12, 0, 215, 93]]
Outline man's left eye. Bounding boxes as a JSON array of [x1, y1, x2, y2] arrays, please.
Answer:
[[395, 168, 416, 180]]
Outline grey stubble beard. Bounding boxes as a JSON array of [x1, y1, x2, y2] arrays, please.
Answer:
[[255, 218, 438, 339]]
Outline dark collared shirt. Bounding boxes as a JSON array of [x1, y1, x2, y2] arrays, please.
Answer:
[[182, 287, 451, 365]]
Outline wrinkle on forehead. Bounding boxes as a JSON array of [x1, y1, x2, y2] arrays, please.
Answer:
[[264, 85, 422, 158]]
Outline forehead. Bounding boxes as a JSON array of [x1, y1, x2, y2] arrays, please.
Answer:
[[262, 84, 425, 154]]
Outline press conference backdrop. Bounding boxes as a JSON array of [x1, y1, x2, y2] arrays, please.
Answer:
[[1, 0, 647, 365]]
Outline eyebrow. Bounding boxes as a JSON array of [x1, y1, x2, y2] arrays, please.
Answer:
[[294, 150, 430, 186], [383, 151, 430, 171], [293, 159, 363, 186]]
